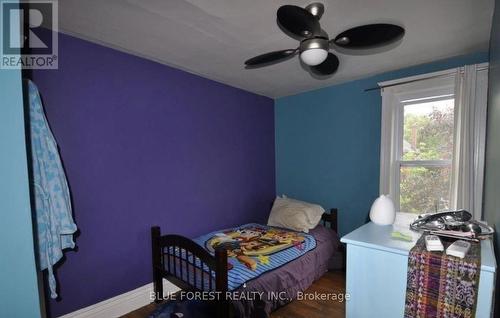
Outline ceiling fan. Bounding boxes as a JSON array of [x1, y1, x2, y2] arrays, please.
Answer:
[[244, 3, 405, 76]]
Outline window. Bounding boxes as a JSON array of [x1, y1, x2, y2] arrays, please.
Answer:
[[379, 64, 488, 219], [400, 97, 454, 213]]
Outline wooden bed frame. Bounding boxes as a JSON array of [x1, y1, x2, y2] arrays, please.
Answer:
[[151, 208, 339, 317]]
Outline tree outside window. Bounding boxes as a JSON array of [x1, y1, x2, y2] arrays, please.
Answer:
[[399, 99, 454, 213]]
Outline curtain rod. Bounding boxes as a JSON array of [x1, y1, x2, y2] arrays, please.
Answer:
[[364, 65, 489, 92], [364, 73, 456, 92]]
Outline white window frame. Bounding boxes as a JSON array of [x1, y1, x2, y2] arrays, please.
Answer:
[[379, 63, 488, 218]]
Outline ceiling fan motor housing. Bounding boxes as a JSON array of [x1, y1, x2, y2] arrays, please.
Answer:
[[299, 37, 329, 53], [305, 2, 325, 19]]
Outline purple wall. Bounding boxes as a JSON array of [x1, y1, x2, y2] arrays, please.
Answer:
[[31, 32, 275, 317]]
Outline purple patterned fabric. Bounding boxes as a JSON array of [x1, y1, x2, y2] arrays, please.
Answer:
[[404, 235, 481, 318]]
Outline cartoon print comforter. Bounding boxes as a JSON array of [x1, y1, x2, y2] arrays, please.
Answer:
[[194, 223, 317, 290]]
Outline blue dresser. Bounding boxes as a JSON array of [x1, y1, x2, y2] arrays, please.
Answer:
[[341, 222, 497, 318]]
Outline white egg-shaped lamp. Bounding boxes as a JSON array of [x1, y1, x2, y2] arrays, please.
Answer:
[[369, 195, 396, 225]]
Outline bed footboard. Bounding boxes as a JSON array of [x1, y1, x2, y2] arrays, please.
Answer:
[[151, 227, 228, 297], [151, 226, 228, 316]]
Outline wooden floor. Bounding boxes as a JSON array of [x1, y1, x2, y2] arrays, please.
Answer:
[[122, 271, 346, 318]]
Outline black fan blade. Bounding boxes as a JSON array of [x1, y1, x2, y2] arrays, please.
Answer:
[[245, 49, 297, 67], [277, 5, 320, 38], [333, 24, 404, 49], [310, 53, 339, 76]]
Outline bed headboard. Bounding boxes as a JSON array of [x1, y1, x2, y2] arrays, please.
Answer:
[[321, 208, 339, 233]]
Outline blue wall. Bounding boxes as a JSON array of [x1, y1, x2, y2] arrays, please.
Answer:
[[484, 0, 500, 315], [275, 52, 488, 236], [0, 1, 41, 316], [0, 47, 42, 318]]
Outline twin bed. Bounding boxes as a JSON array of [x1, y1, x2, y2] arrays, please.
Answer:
[[150, 208, 341, 318]]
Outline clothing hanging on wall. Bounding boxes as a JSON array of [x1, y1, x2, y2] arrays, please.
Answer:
[[26, 79, 77, 299]]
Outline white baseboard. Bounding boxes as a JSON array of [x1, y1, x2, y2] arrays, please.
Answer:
[[58, 280, 180, 318]]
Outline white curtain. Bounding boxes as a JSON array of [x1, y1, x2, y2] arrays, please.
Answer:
[[451, 64, 488, 220]]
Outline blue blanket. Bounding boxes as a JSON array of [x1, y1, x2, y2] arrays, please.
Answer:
[[193, 223, 316, 291]]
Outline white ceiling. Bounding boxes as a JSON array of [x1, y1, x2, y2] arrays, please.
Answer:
[[55, 0, 494, 98]]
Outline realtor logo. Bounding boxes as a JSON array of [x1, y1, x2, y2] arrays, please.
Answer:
[[1, 0, 58, 69]]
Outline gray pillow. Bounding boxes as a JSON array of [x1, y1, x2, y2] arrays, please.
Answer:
[[267, 196, 325, 233]]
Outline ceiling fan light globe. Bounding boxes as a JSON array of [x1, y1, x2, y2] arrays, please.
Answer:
[[300, 48, 328, 66]]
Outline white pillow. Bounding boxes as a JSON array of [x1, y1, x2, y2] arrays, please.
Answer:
[[267, 196, 325, 233]]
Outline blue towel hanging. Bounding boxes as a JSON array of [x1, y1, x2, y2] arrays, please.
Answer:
[[26, 80, 77, 299]]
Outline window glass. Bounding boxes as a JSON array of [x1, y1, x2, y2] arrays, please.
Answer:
[[402, 98, 455, 161], [400, 166, 452, 213]]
